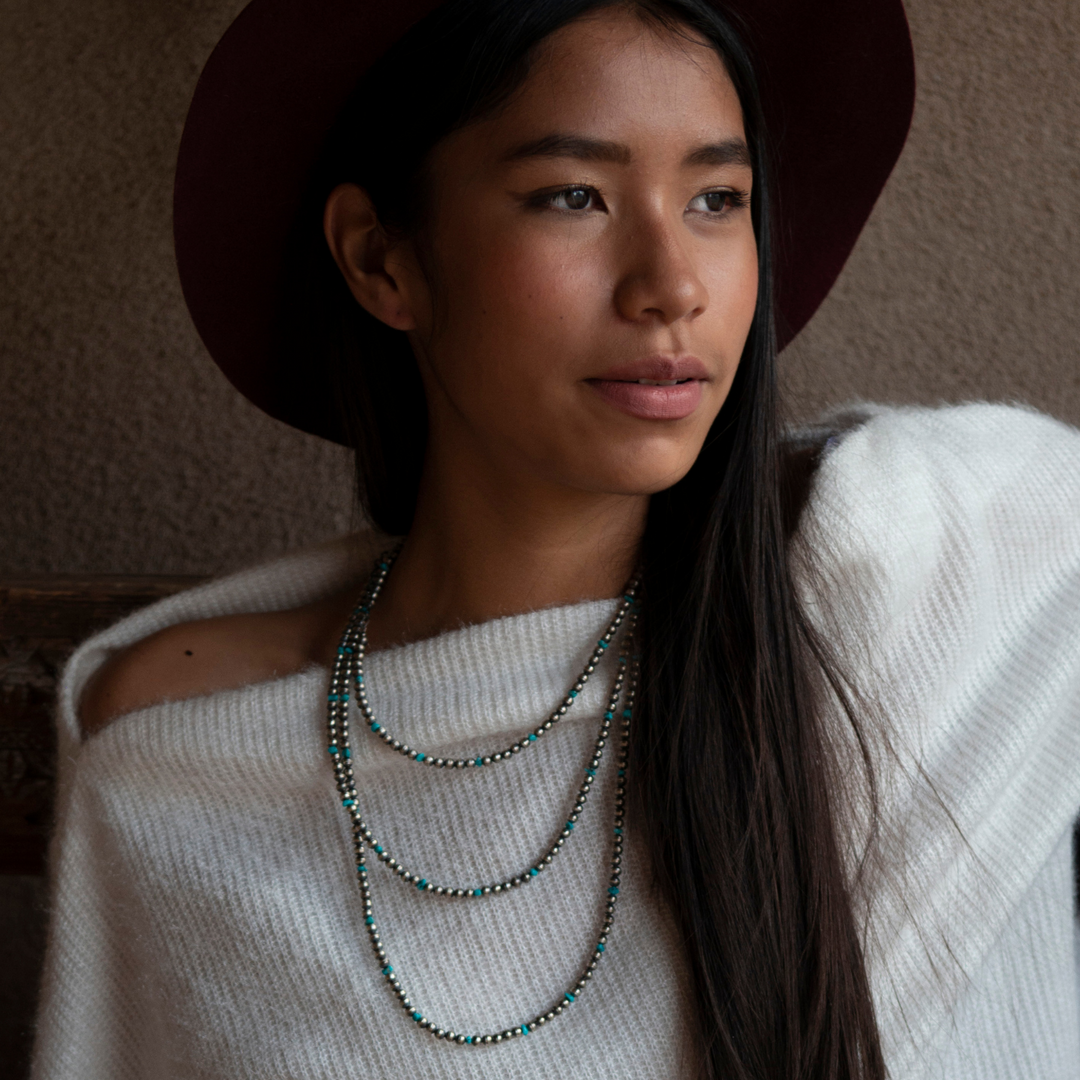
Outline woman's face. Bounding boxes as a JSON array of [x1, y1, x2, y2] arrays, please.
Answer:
[[369, 7, 758, 499]]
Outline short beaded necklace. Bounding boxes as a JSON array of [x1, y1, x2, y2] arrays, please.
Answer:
[[327, 548, 640, 1045]]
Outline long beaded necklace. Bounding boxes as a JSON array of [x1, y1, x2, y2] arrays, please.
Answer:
[[327, 548, 640, 1045]]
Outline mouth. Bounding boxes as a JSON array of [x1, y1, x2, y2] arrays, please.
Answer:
[[586, 358, 707, 421]]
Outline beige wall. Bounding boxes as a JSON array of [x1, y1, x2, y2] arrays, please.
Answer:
[[2, 0, 1078, 577]]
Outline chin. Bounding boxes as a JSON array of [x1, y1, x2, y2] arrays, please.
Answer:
[[568, 450, 699, 498]]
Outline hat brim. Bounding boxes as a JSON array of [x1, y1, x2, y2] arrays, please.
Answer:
[[174, 0, 914, 443]]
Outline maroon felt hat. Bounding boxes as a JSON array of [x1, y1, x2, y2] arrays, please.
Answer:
[[174, 0, 914, 443]]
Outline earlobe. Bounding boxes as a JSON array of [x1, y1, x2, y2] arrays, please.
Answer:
[[323, 183, 418, 331]]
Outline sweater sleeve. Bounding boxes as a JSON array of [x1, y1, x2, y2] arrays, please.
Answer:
[[799, 403, 1080, 1079], [31, 533, 380, 1080]]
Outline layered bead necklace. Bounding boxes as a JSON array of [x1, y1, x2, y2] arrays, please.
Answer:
[[327, 548, 640, 1045]]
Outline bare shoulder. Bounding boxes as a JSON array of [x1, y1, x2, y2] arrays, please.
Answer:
[[79, 589, 358, 736]]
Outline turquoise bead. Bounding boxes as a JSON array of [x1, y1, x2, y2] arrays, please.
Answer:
[[343, 748, 351, 759], [416, 752, 425, 762], [365, 916, 374, 925], [342, 799, 354, 807], [474, 757, 483, 767], [597, 942, 605, 952], [412, 1011, 422, 1022], [564, 992, 575, 1003], [565, 821, 575, 830], [528, 733, 537, 742], [529, 868, 538, 877], [608, 886, 620, 896], [328, 745, 338, 754], [382, 965, 393, 975], [521, 1025, 529, 1035], [416, 879, 427, 890], [473, 888, 483, 897]]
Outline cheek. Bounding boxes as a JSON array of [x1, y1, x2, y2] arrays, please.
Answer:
[[429, 229, 601, 401], [703, 232, 759, 348], [456, 233, 598, 334]]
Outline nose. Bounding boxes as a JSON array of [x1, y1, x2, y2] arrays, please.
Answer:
[[612, 212, 709, 326]]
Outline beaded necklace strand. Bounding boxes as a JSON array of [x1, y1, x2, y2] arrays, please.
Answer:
[[333, 550, 639, 767], [327, 549, 640, 1045]]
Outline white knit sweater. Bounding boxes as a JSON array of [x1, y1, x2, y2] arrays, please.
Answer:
[[32, 404, 1080, 1079]]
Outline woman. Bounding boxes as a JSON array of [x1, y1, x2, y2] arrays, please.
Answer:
[[33, 0, 1080, 1077]]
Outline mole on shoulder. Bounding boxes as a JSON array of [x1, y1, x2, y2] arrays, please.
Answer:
[[184, 650, 194, 657]]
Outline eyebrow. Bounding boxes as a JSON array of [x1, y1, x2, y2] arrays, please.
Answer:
[[683, 138, 752, 169], [504, 134, 632, 165], [502, 133, 752, 170]]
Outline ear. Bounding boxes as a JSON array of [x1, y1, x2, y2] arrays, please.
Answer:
[[323, 183, 421, 331]]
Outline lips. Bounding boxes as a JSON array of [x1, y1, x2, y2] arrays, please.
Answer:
[[586, 356, 707, 421]]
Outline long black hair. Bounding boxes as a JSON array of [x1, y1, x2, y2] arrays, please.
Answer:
[[283, 2, 885, 1076]]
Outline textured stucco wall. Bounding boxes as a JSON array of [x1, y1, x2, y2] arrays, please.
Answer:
[[1, 0, 1078, 577], [782, 0, 1080, 422]]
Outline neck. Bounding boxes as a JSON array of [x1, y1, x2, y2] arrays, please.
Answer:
[[365, 451, 647, 650]]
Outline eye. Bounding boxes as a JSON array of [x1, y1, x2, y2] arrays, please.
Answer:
[[548, 186, 600, 211], [687, 189, 748, 215]]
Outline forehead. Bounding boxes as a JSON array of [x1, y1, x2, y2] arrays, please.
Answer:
[[466, 7, 745, 154]]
